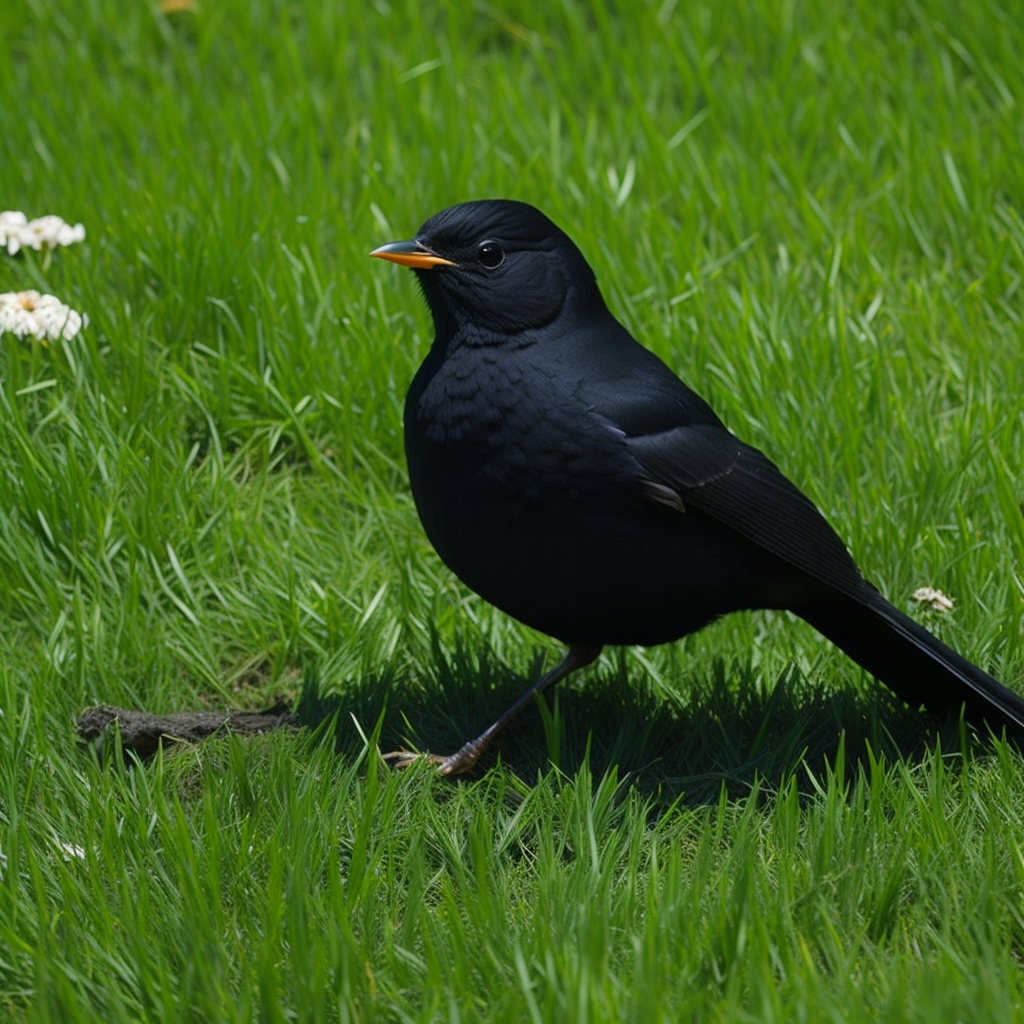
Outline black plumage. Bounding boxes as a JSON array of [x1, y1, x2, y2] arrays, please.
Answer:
[[371, 199, 1024, 774]]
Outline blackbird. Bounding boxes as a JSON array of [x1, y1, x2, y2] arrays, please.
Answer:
[[371, 199, 1024, 774]]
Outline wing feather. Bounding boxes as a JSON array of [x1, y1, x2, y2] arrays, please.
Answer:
[[626, 424, 866, 598]]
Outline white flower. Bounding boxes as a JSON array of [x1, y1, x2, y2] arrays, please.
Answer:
[[912, 586, 954, 613], [0, 209, 86, 255], [56, 841, 87, 861], [0, 211, 28, 254], [0, 290, 87, 343]]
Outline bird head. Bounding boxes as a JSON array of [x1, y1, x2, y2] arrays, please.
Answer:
[[370, 199, 604, 339]]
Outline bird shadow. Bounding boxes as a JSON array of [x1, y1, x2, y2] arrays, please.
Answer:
[[296, 646, 987, 811]]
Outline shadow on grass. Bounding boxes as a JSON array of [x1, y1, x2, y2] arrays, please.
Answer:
[[296, 647, 982, 808]]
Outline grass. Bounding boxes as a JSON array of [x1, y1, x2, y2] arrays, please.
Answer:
[[1, 0, 1023, 1018]]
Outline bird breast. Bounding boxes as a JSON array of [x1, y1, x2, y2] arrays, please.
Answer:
[[406, 345, 630, 504]]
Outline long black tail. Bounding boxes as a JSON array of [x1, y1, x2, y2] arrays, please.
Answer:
[[798, 590, 1024, 741]]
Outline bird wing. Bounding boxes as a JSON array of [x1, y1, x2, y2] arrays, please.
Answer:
[[624, 422, 866, 599]]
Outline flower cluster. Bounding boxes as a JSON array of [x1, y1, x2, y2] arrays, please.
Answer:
[[0, 208, 87, 343], [0, 290, 86, 343], [912, 586, 954, 613], [0, 210, 86, 256]]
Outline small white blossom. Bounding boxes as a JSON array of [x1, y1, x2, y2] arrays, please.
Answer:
[[912, 586, 954, 613], [0, 209, 86, 255], [0, 290, 87, 343], [0, 211, 27, 253]]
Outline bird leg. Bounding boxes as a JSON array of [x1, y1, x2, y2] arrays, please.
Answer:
[[382, 644, 602, 776]]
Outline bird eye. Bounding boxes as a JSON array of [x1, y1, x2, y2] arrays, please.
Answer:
[[477, 241, 505, 269]]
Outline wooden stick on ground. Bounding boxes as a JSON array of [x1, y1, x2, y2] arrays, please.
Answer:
[[77, 703, 297, 760]]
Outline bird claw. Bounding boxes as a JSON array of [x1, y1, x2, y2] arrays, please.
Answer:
[[379, 743, 483, 777], [380, 748, 444, 770]]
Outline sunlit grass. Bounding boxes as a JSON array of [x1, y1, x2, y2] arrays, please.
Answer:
[[1, 0, 1023, 1019]]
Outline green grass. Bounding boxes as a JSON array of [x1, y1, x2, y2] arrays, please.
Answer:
[[2, 0, 1024, 1018]]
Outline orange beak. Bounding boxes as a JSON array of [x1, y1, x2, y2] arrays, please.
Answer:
[[369, 239, 455, 269]]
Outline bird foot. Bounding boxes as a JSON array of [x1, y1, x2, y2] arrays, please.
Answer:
[[379, 748, 447, 772], [380, 736, 488, 777]]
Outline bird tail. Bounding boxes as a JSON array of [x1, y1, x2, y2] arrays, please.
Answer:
[[798, 591, 1024, 741]]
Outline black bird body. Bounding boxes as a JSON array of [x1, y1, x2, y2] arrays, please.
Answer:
[[372, 199, 1024, 772], [405, 311, 821, 647]]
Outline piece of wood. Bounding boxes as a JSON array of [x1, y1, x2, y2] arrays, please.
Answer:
[[77, 703, 297, 760]]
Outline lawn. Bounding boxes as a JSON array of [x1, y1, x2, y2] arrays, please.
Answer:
[[2, 0, 1024, 1019]]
